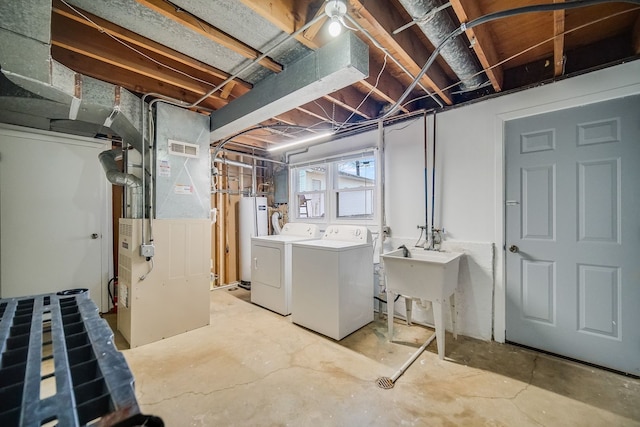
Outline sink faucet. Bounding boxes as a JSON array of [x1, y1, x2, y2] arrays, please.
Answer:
[[427, 228, 443, 251], [397, 244, 410, 257]]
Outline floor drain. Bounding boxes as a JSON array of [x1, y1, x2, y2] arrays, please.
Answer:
[[376, 377, 394, 389]]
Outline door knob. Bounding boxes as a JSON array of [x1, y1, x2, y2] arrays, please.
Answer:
[[91, 233, 99, 239], [509, 245, 519, 253]]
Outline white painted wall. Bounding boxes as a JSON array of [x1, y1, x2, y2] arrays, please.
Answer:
[[0, 124, 113, 312], [435, 60, 640, 342], [284, 60, 640, 343]]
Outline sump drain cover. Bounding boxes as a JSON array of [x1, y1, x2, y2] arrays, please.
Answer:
[[376, 377, 394, 389]]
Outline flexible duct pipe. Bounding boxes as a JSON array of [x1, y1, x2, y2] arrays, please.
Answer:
[[396, 0, 484, 90], [99, 149, 142, 218]]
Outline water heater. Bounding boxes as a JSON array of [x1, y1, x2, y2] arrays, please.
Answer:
[[239, 197, 268, 283]]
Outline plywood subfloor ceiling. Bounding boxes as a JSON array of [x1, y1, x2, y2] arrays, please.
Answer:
[[51, 0, 640, 150]]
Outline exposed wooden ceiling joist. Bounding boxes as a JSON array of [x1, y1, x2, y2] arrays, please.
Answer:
[[348, 0, 453, 105], [239, 0, 326, 49], [51, 14, 231, 107], [52, 0, 251, 93], [361, 53, 410, 112], [553, 0, 566, 77], [297, 98, 352, 124], [51, 46, 223, 112], [324, 85, 380, 120], [222, 134, 268, 149], [449, 0, 504, 91], [135, 0, 283, 73], [632, 10, 640, 54]]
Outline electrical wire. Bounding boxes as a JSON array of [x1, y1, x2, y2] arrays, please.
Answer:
[[344, 13, 444, 109], [312, 100, 340, 125], [62, 0, 640, 149], [58, 0, 227, 91], [414, 227, 424, 247], [336, 53, 389, 131], [107, 277, 117, 307], [400, 4, 640, 110], [139, 258, 154, 281]]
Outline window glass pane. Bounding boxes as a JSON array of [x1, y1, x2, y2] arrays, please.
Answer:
[[297, 192, 325, 219], [336, 158, 375, 189], [337, 189, 374, 218], [297, 166, 326, 192]]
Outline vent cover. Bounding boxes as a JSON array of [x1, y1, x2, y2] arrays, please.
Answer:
[[119, 223, 132, 237], [168, 139, 199, 158]]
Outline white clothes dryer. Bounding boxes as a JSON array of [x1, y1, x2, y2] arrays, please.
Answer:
[[291, 225, 373, 340], [251, 223, 320, 315]]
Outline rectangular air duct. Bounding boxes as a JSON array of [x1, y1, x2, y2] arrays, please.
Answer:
[[210, 32, 369, 141]]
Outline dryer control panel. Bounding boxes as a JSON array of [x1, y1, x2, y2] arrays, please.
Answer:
[[281, 222, 321, 238], [322, 225, 372, 243]]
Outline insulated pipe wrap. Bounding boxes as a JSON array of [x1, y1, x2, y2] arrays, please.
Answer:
[[397, 0, 485, 90]]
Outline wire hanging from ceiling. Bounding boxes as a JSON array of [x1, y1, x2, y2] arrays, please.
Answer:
[[58, 0, 227, 92], [336, 53, 389, 131], [399, 5, 640, 110]]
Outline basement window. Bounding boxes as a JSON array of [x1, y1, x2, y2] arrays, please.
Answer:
[[290, 150, 378, 224], [295, 166, 326, 219], [334, 157, 375, 219]]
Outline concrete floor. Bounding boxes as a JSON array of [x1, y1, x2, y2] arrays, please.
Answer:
[[110, 289, 640, 426]]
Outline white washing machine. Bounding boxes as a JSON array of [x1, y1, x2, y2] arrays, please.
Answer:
[[291, 225, 374, 340], [251, 223, 320, 315]]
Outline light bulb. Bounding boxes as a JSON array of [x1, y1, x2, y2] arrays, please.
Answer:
[[328, 18, 342, 37]]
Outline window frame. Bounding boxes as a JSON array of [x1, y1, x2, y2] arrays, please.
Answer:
[[290, 150, 378, 226]]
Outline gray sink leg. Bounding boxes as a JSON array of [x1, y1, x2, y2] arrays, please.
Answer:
[[387, 290, 395, 341], [433, 299, 445, 359]]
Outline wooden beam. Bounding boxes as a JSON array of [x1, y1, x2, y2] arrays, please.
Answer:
[[553, 0, 566, 76], [51, 0, 251, 92], [51, 46, 225, 112], [135, 0, 283, 72], [348, 0, 453, 105], [360, 54, 410, 112], [449, 0, 504, 91], [324, 84, 382, 120], [51, 16, 229, 105], [632, 10, 640, 54], [222, 135, 268, 149], [297, 98, 352, 124], [302, 5, 327, 45], [220, 82, 236, 100], [239, 0, 326, 49]]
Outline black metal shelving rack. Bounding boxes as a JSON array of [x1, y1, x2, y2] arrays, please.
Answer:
[[0, 291, 162, 426]]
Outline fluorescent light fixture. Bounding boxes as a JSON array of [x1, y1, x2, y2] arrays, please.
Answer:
[[268, 132, 333, 152]]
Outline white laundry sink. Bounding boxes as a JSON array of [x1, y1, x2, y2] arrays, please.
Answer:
[[381, 249, 463, 300], [381, 248, 463, 359]]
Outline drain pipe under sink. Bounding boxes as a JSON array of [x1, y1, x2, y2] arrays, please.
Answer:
[[377, 331, 437, 389]]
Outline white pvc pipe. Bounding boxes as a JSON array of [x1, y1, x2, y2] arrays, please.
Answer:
[[390, 332, 437, 382], [271, 212, 282, 235]]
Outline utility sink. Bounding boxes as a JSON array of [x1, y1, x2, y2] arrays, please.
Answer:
[[381, 248, 463, 359]]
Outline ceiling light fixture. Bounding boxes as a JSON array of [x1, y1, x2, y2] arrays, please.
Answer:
[[268, 132, 333, 152], [325, 0, 347, 37]]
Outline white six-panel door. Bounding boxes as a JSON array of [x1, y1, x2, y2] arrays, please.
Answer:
[[505, 95, 640, 375]]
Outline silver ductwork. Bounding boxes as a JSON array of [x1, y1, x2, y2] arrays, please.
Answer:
[[99, 149, 143, 219], [396, 0, 485, 90], [1, 0, 148, 221]]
